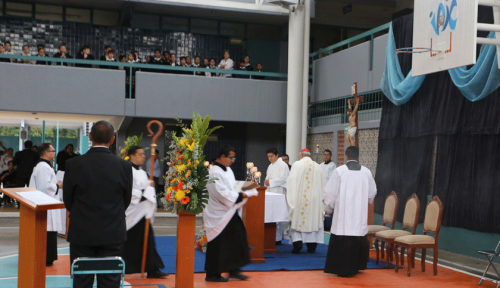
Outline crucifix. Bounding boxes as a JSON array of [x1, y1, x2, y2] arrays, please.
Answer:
[[346, 82, 364, 148]]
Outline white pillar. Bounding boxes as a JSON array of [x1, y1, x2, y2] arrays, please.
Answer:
[[286, 3, 305, 163], [301, 0, 311, 149]]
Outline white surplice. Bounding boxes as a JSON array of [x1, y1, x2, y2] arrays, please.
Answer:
[[287, 157, 326, 243], [125, 166, 157, 230], [324, 162, 377, 236], [29, 161, 63, 232], [203, 165, 257, 242], [265, 157, 289, 195], [319, 161, 337, 182]]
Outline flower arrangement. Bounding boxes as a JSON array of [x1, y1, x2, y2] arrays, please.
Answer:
[[164, 112, 222, 214], [119, 134, 146, 160], [195, 225, 208, 252]]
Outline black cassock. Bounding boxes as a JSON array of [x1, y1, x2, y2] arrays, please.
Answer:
[[123, 217, 165, 274], [204, 211, 250, 277]]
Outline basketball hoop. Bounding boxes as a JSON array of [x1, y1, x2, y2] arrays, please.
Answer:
[[396, 47, 435, 54]]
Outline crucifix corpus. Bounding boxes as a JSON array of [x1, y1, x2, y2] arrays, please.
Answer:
[[346, 82, 364, 147]]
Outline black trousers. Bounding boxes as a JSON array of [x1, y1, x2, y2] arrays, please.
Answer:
[[70, 243, 124, 288], [47, 231, 58, 264]]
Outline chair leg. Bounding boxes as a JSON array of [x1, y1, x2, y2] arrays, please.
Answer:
[[395, 244, 400, 273], [407, 248, 413, 277], [433, 247, 438, 276], [421, 248, 426, 272], [401, 247, 405, 266], [381, 240, 385, 259], [386, 243, 392, 269], [375, 239, 380, 264], [412, 250, 416, 269]]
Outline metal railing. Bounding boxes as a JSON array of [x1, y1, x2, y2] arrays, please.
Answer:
[[309, 22, 390, 71], [309, 90, 383, 127], [0, 54, 287, 99]]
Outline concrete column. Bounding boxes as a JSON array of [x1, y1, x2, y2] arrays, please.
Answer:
[[301, 0, 311, 149], [286, 3, 305, 163]]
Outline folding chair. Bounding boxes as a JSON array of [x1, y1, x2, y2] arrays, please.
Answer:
[[71, 257, 126, 288], [478, 241, 500, 287]]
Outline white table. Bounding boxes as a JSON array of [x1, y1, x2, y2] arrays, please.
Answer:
[[265, 192, 289, 223]]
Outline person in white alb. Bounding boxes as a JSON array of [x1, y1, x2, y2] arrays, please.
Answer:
[[29, 143, 63, 266], [264, 148, 290, 244], [286, 148, 326, 254], [218, 50, 234, 78], [319, 149, 336, 182], [323, 146, 377, 277], [203, 145, 259, 282]]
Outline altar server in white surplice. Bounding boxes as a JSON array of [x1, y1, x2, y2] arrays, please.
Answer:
[[29, 143, 63, 266], [204, 145, 259, 283], [286, 148, 326, 254], [324, 146, 377, 277], [123, 146, 167, 278], [264, 147, 290, 243], [319, 149, 336, 182]]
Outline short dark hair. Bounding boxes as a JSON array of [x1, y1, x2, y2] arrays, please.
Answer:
[[171, 53, 176, 57], [256, 62, 262, 66], [209, 58, 215, 62], [0, 43, 4, 47], [22, 45, 29, 49], [107, 49, 115, 54], [65, 144, 74, 149], [119, 55, 126, 61], [128, 145, 143, 156], [195, 56, 200, 60], [180, 57, 186, 61], [345, 146, 359, 160], [90, 120, 114, 144], [37, 44, 44, 48], [217, 145, 235, 159], [24, 140, 33, 149], [186, 56, 191, 59], [5, 41, 11, 45], [59, 44, 66, 49], [38, 47, 44, 52], [154, 49, 161, 53], [163, 51, 169, 55], [239, 59, 245, 64], [7, 160, 13, 166], [105, 45, 111, 50], [324, 149, 332, 155], [266, 148, 278, 155], [38, 143, 52, 156], [282, 154, 289, 158], [82, 45, 90, 50]]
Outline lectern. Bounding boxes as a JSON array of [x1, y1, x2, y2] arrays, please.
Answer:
[[242, 186, 266, 263], [0, 187, 66, 288]]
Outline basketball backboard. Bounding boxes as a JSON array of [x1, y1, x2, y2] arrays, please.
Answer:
[[412, 0, 478, 76]]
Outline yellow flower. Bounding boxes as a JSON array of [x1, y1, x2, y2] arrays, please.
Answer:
[[124, 156, 130, 161], [167, 186, 173, 193], [177, 165, 187, 173], [185, 189, 191, 194], [195, 161, 199, 165], [175, 190, 186, 201]]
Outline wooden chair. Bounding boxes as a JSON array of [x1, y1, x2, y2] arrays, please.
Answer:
[[394, 195, 444, 277], [368, 191, 398, 259], [374, 193, 420, 268]]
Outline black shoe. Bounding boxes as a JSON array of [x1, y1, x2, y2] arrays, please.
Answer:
[[275, 241, 282, 246], [291, 241, 303, 254], [205, 276, 229, 282], [46, 262, 53, 267], [229, 272, 249, 280], [147, 270, 169, 278]]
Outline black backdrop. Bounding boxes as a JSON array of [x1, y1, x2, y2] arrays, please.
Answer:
[[375, 7, 500, 233]]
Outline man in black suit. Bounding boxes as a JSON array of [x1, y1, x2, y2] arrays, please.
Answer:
[[63, 121, 133, 288], [12, 140, 39, 187]]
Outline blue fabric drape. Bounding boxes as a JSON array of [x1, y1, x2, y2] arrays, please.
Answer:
[[380, 23, 426, 106], [381, 23, 500, 105], [449, 32, 500, 102]]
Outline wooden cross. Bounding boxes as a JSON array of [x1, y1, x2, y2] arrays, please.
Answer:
[[347, 82, 364, 148]]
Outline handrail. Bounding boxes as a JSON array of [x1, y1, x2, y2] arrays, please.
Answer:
[[0, 54, 287, 78], [309, 22, 390, 59]]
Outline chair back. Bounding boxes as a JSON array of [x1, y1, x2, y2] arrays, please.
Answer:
[[423, 196, 444, 241], [402, 193, 420, 234], [382, 191, 399, 229]]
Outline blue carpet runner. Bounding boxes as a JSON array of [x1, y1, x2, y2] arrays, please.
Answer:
[[155, 236, 395, 274]]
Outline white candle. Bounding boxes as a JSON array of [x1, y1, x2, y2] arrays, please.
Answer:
[[204, 161, 209, 167], [255, 172, 261, 178], [246, 162, 254, 169], [250, 167, 258, 173]]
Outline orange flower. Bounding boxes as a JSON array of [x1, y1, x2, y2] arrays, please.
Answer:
[[202, 236, 207, 243], [178, 182, 184, 190], [166, 194, 171, 201], [185, 170, 191, 178], [170, 161, 176, 166], [178, 155, 185, 160], [181, 196, 190, 204], [173, 185, 178, 191]]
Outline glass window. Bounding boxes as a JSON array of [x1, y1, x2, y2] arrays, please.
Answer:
[[131, 13, 159, 30], [35, 4, 62, 21], [247, 24, 280, 40], [6, 2, 32, 18], [220, 22, 244, 37], [93, 9, 120, 26], [0, 1, 3, 16], [66, 7, 90, 23], [191, 19, 217, 35], [162, 16, 188, 32]]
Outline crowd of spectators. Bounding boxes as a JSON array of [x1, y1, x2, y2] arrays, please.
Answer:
[[0, 42, 267, 80]]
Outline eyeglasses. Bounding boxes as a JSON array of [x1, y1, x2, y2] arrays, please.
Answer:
[[229, 157, 236, 161], [48, 150, 56, 153]]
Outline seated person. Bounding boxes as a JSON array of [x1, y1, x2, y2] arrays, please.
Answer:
[[0, 44, 10, 63], [35, 47, 49, 65], [205, 58, 218, 77], [254, 63, 266, 80], [52, 44, 72, 66], [234, 59, 249, 79]]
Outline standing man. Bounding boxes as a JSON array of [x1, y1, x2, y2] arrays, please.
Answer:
[[323, 146, 377, 277], [286, 149, 326, 254], [319, 150, 336, 182], [264, 148, 290, 244], [281, 154, 291, 170], [63, 121, 133, 288], [13, 140, 39, 187], [218, 50, 234, 78], [56, 144, 78, 171], [29, 143, 63, 266], [203, 145, 258, 282]]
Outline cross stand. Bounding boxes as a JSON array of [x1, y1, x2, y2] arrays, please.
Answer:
[[347, 82, 365, 148]]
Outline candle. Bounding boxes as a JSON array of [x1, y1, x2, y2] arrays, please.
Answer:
[[250, 167, 258, 173], [255, 172, 261, 178], [204, 161, 209, 167], [246, 162, 254, 169]]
